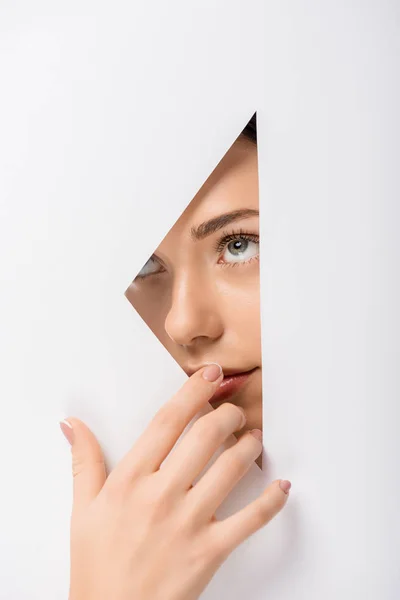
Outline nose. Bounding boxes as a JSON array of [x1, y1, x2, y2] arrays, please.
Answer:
[[164, 270, 224, 347]]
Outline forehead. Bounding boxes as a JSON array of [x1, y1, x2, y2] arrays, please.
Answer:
[[164, 136, 258, 240]]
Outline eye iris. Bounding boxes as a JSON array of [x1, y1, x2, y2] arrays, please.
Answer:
[[228, 238, 248, 255]]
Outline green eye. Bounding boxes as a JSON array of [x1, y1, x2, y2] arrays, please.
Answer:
[[221, 236, 259, 263]]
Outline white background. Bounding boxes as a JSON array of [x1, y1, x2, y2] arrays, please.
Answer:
[[0, 2, 399, 599]]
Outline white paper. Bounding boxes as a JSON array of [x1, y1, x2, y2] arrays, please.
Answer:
[[0, 2, 399, 599]]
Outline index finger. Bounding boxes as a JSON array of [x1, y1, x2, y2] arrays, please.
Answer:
[[109, 363, 223, 481]]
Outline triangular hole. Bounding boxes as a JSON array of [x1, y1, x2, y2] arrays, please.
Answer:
[[125, 112, 263, 470]]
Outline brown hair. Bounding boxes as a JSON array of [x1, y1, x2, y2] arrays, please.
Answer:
[[241, 112, 256, 144]]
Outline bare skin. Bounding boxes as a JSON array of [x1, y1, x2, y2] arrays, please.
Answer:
[[61, 363, 291, 600], [125, 134, 263, 465]]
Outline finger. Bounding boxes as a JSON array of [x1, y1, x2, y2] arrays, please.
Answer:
[[210, 479, 291, 557], [162, 401, 247, 490], [109, 363, 223, 482], [185, 429, 263, 522], [59, 417, 107, 513]]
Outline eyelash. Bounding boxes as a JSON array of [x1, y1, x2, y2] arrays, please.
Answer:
[[137, 228, 259, 279], [214, 227, 260, 267], [213, 227, 259, 252]]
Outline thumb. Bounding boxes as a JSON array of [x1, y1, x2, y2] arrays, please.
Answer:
[[60, 417, 107, 511]]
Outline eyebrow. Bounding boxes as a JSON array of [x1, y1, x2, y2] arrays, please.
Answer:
[[190, 209, 259, 241]]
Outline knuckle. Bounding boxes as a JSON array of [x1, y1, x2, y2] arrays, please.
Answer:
[[103, 473, 131, 502], [71, 454, 104, 479], [225, 451, 249, 476], [153, 472, 176, 500], [71, 455, 84, 479], [140, 476, 174, 521], [143, 495, 167, 521], [220, 402, 244, 423], [105, 472, 171, 520], [192, 415, 224, 443], [153, 404, 182, 431]]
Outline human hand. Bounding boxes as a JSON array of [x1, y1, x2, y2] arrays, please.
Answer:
[[60, 363, 291, 600]]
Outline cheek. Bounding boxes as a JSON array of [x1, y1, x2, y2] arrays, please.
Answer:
[[218, 272, 262, 346], [133, 296, 183, 363]]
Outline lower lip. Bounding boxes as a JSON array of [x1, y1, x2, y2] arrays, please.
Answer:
[[210, 368, 257, 404]]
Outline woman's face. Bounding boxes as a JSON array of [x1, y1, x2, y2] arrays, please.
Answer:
[[125, 134, 261, 443]]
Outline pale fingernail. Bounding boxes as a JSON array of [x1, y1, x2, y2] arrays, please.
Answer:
[[250, 428, 262, 441], [60, 419, 74, 445], [279, 479, 292, 494], [202, 363, 223, 382], [237, 407, 247, 427]]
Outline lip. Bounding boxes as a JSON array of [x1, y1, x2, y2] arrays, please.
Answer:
[[184, 365, 257, 378], [209, 366, 258, 404]]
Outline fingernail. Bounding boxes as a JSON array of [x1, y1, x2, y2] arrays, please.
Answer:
[[202, 363, 223, 382], [250, 428, 262, 441], [279, 479, 291, 494], [60, 419, 74, 445], [237, 407, 247, 428]]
